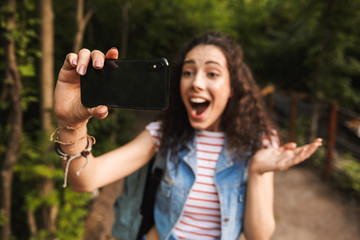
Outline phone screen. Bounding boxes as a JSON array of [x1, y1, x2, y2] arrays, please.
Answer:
[[80, 58, 169, 110]]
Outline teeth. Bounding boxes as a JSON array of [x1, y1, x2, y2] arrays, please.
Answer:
[[190, 97, 206, 103]]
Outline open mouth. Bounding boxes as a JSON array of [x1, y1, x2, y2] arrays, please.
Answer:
[[190, 97, 210, 116]]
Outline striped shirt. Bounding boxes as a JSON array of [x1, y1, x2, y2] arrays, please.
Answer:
[[146, 122, 279, 239], [147, 122, 223, 239]]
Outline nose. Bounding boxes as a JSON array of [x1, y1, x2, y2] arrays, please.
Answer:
[[192, 72, 206, 91]]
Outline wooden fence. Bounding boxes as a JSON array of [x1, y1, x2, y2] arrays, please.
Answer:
[[261, 88, 360, 180]]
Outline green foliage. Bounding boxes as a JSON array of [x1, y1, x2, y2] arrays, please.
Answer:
[[18, 63, 36, 77], [0, 211, 8, 227], [336, 153, 360, 196], [55, 189, 91, 240], [14, 130, 92, 239], [76, 0, 235, 59], [224, 0, 360, 110]]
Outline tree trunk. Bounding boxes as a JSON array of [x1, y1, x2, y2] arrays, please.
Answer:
[[0, 0, 23, 239], [40, 0, 54, 131], [73, 0, 95, 53], [39, 0, 58, 235], [27, 210, 38, 237]]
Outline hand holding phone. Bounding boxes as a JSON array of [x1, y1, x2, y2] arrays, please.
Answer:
[[55, 49, 121, 127], [80, 58, 169, 110]]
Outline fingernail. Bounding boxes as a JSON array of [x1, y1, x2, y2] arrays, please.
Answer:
[[71, 58, 78, 66], [78, 65, 86, 75], [111, 47, 118, 51], [94, 60, 102, 68]]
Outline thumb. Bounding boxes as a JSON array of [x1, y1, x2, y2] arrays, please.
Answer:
[[89, 105, 109, 120], [281, 142, 297, 150]]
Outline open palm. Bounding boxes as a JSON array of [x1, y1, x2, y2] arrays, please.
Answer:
[[250, 138, 323, 174]]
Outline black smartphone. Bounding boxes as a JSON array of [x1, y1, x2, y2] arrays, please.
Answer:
[[80, 58, 169, 110]]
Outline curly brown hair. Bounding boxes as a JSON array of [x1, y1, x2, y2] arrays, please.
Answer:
[[159, 31, 275, 159]]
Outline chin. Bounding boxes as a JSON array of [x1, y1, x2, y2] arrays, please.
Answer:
[[188, 119, 217, 132], [188, 120, 205, 130]]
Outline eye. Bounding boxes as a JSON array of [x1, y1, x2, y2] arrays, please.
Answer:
[[207, 72, 219, 78], [182, 70, 194, 77]]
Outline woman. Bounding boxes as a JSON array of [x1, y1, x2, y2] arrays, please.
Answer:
[[53, 31, 322, 240]]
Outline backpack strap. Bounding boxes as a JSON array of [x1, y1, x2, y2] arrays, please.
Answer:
[[137, 153, 165, 239], [112, 153, 166, 240]]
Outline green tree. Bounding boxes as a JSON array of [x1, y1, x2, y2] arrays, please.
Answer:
[[230, 0, 360, 109], [0, 0, 25, 238]]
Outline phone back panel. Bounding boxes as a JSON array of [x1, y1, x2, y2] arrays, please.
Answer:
[[80, 58, 169, 110]]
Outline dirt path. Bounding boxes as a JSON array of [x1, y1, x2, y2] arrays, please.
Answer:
[[273, 166, 360, 240], [83, 111, 360, 240]]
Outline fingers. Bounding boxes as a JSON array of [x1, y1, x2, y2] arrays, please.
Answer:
[[63, 47, 119, 76], [252, 138, 323, 174], [105, 47, 119, 59], [76, 48, 91, 75], [283, 139, 323, 168], [88, 47, 119, 70], [90, 50, 106, 69], [63, 53, 79, 71], [314, 138, 323, 146]]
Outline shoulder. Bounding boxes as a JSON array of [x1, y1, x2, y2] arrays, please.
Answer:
[[145, 121, 162, 148], [146, 121, 162, 131], [262, 130, 280, 149]]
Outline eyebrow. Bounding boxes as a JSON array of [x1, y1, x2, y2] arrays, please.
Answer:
[[183, 59, 222, 66]]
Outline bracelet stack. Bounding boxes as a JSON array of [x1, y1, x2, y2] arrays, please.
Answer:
[[51, 127, 96, 188]]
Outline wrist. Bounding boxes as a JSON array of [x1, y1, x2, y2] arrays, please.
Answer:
[[55, 135, 95, 188], [52, 124, 89, 156], [57, 118, 89, 130], [248, 159, 264, 176], [248, 169, 266, 179]]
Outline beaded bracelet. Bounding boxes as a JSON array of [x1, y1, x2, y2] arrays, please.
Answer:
[[55, 135, 95, 188]]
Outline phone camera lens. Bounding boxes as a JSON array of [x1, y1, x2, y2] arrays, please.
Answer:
[[147, 61, 164, 72]]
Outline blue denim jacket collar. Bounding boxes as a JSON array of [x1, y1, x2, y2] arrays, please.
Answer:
[[182, 134, 235, 174]]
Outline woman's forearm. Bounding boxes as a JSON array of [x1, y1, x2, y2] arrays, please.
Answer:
[[56, 125, 156, 192], [243, 171, 276, 240]]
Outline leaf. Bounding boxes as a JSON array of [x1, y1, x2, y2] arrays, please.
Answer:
[[18, 63, 35, 77]]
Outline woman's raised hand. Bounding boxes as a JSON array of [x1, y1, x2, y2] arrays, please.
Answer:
[[250, 138, 323, 174], [54, 48, 119, 127]]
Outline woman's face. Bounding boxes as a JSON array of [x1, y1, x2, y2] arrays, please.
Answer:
[[180, 44, 231, 132]]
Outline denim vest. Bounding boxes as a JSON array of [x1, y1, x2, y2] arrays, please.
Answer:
[[155, 136, 250, 240]]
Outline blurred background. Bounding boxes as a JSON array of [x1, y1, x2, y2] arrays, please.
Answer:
[[0, 0, 360, 239]]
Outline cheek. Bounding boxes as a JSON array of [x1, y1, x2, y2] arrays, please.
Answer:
[[216, 92, 231, 110], [212, 82, 231, 104]]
